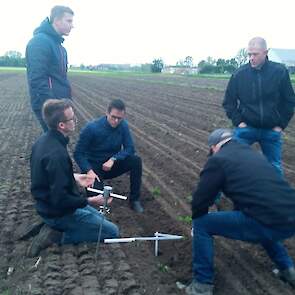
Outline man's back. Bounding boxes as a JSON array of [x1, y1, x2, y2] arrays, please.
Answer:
[[215, 141, 295, 229]]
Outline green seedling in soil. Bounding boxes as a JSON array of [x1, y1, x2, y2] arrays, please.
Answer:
[[186, 195, 192, 203], [151, 187, 161, 198], [158, 263, 169, 273], [177, 215, 192, 224]]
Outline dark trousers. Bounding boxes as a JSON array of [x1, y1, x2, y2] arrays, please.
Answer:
[[89, 155, 142, 202]]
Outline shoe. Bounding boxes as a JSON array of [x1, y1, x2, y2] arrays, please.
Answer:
[[15, 219, 45, 241], [275, 267, 295, 288], [130, 201, 144, 213], [26, 224, 62, 257], [185, 281, 213, 295]]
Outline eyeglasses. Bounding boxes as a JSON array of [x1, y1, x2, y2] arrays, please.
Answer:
[[63, 115, 78, 123], [109, 115, 124, 121]]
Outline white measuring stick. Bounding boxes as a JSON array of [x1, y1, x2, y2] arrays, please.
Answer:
[[104, 234, 183, 243], [157, 233, 183, 239], [87, 187, 127, 200]]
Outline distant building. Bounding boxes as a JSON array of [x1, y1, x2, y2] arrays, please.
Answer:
[[268, 48, 295, 73], [162, 66, 199, 75]]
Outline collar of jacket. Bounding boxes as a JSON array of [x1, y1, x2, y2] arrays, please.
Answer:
[[33, 17, 64, 44], [249, 56, 269, 73], [48, 129, 69, 146]]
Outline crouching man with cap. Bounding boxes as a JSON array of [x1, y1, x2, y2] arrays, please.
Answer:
[[28, 99, 119, 257], [186, 128, 295, 295]]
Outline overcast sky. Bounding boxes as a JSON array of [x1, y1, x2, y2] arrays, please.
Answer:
[[1, 0, 294, 66]]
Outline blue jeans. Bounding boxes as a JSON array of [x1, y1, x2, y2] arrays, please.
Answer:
[[192, 211, 295, 284], [43, 205, 119, 244], [234, 127, 283, 175]]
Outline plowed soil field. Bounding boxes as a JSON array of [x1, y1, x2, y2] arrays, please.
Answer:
[[1, 71, 295, 295]]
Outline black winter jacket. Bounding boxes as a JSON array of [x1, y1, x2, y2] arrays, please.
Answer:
[[223, 60, 295, 129], [192, 140, 295, 230], [30, 130, 87, 218], [26, 18, 71, 111]]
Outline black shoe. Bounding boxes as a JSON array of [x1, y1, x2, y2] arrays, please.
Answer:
[[275, 267, 295, 288], [27, 224, 62, 257], [15, 219, 45, 241], [130, 201, 144, 213]]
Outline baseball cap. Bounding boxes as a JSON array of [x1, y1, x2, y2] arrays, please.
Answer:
[[208, 128, 233, 147]]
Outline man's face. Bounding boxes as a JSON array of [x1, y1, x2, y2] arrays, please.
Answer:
[[54, 12, 74, 36], [106, 108, 125, 128], [60, 107, 76, 134], [247, 46, 267, 69]]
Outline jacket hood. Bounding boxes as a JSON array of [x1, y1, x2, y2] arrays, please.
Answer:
[[33, 17, 64, 44]]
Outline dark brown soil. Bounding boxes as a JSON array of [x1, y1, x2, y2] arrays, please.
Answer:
[[0, 71, 295, 295]]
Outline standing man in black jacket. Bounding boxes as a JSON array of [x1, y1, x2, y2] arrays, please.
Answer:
[[28, 99, 119, 257], [26, 6, 74, 131], [186, 129, 295, 295], [223, 37, 295, 175]]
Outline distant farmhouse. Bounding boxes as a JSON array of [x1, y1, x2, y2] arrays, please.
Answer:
[[162, 66, 199, 75], [268, 48, 295, 73]]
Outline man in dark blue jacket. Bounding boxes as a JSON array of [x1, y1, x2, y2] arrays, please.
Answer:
[[74, 99, 144, 213], [223, 37, 295, 175], [26, 6, 74, 131], [28, 99, 119, 257], [186, 128, 295, 295]]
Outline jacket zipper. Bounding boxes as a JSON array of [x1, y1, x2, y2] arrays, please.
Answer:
[[257, 72, 263, 126], [48, 77, 52, 89], [59, 46, 65, 74]]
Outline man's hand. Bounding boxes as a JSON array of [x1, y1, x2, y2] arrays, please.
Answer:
[[273, 126, 282, 132], [74, 173, 96, 187], [238, 122, 247, 128], [86, 169, 100, 184], [87, 195, 113, 207], [102, 158, 115, 171]]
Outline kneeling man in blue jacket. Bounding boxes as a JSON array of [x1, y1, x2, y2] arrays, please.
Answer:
[[74, 99, 143, 213]]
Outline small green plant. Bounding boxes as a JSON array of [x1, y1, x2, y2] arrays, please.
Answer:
[[158, 263, 169, 273], [177, 215, 192, 224], [186, 195, 192, 203], [151, 187, 161, 197]]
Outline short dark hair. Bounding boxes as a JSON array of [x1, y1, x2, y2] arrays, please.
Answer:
[[107, 99, 126, 113], [42, 99, 73, 130], [50, 6, 74, 23]]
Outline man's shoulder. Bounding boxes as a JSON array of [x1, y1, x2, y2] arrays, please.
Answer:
[[267, 60, 287, 73], [26, 32, 54, 51], [232, 63, 250, 78]]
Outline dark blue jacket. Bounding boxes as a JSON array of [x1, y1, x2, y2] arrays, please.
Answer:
[[31, 130, 87, 218], [26, 18, 71, 110], [192, 140, 295, 230], [223, 59, 295, 129], [74, 116, 135, 173]]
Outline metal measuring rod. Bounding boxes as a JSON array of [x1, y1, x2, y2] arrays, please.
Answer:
[[87, 187, 127, 200], [104, 232, 184, 256]]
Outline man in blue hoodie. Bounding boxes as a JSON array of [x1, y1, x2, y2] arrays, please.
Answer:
[[74, 99, 144, 213], [26, 6, 74, 131]]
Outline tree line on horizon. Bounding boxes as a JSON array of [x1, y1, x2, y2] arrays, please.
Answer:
[[0, 49, 248, 74]]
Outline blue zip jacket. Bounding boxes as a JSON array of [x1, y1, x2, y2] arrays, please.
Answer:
[[74, 116, 135, 172], [26, 18, 71, 110]]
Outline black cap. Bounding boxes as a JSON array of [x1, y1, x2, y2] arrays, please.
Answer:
[[208, 128, 233, 147]]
